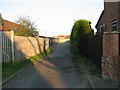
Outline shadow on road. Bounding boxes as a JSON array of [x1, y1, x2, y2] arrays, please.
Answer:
[[3, 41, 89, 88], [31, 41, 89, 88]]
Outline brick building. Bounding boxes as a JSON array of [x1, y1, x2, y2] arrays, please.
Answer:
[[0, 14, 22, 32], [96, 0, 120, 78], [96, 0, 120, 33]]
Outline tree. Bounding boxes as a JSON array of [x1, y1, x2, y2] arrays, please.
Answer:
[[14, 16, 39, 37], [70, 19, 94, 53]]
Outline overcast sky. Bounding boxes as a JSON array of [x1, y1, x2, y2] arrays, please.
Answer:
[[0, 0, 104, 36]]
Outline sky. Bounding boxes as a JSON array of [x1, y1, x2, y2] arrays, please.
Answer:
[[0, 0, 104, 37]]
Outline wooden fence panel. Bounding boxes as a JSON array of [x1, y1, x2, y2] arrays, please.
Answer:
[[0, 31, 2, 63], [82, 34, 102, 70], [1, 31, 13, 63]]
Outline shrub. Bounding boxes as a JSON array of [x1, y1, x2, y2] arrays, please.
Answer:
[[70, 19, 94, 54]]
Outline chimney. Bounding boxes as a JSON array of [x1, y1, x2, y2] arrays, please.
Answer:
[[104, 0, 119, 10], [104, 0, 120, 2]]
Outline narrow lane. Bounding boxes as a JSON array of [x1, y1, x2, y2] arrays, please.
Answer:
[[3, 41, 90, 88]]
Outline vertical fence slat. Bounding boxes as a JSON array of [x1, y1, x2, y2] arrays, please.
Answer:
[[0, 31, 2, 63], [1, 31, 13, 63], [11, 30, 14, 63]]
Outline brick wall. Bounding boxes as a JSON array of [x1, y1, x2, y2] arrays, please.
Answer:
[[103, 33, 119, 56], [102, 33, 120, 78]]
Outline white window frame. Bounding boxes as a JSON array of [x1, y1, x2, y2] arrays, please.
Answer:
[[100, 24, 105, 33], [112, 20, 117, 31]]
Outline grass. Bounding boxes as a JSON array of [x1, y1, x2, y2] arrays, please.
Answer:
[[2, 48, 52, 81], [2, 59, 31, 81], [29, 49, 52, 62], [76, 55, 101, 77]]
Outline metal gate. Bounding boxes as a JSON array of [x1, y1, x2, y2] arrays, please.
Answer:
[[0, 30, 14, 63]]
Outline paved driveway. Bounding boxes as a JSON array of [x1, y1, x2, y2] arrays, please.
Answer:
[[3, 41, 90, 88]]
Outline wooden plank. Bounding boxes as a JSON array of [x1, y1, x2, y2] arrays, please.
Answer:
[[1, 31, 13, 63], [11, 30, 14, 63], [0, 31, 2, 63]]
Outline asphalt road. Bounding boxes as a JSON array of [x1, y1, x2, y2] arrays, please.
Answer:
[[3, 41, 90, 88]]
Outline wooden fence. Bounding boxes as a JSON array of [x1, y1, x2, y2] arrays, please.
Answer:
[[82, 33, 102, 70], [0, 30, 14, 63]]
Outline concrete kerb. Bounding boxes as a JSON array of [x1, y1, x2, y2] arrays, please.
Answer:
[[2, 63, 33, 86], [87, 78, 95, 88], [74, 55, 101, 88], [85, 68, 119, 88], [82, 67, 96, 88], [72, 55, 95, 88], [86, 74, 119, 88]]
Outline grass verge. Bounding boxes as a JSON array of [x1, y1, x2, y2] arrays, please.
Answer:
[[75, 55, 101, 78], [2, 48, 52, 81]]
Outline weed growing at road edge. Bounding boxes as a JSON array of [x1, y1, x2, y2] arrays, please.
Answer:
[[76, 55, 101, 77]]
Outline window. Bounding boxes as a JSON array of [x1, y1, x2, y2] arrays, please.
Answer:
[[100, 24, 105, 33], [112, 20, 117, 31]]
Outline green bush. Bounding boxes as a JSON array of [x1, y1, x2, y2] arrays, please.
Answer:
[[70, 19, 94, 54]]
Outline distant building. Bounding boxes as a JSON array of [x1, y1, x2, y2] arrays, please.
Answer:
[[66, 35, 70, 39], [53, 35, 70, 39], [0, 14, 22, 32], [96, 0, 120, 34]]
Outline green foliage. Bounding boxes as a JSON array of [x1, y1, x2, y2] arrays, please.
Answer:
[[29, 48, 52, 62], [46, 48, 52, 53], [14, 16, 39, 37], [0, 14, 3, 26], [70, 19, 94, 53], [2, 59, 31, 81]]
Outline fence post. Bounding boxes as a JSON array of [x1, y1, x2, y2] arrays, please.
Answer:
[[0, 30, 2, 90], [0, 31, 2, 63], [0, 32, 2, 90], [11, 30, 14, 63]]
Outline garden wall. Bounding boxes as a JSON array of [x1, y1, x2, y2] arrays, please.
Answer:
[[14, 36, 49, 62]]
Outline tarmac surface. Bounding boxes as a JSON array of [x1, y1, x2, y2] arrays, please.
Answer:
[[3, 41, 90, 88]]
